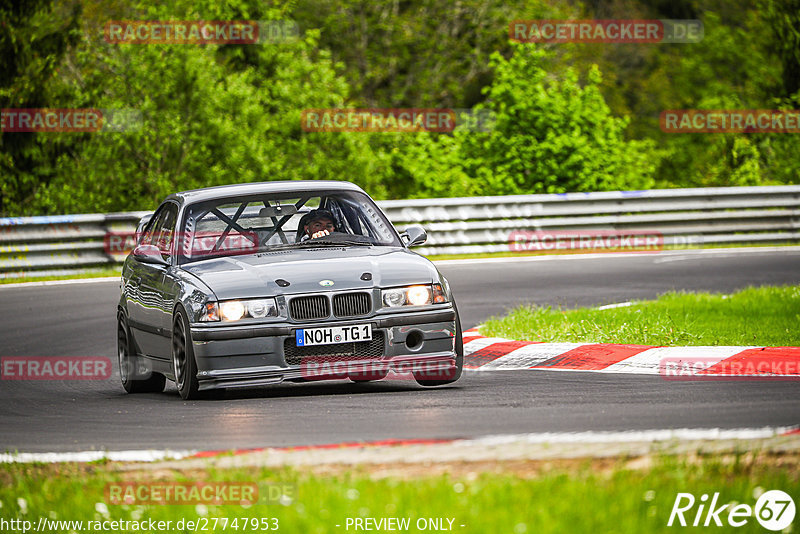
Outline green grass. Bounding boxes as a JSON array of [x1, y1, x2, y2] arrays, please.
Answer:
[[481, 285, 800, 346], [0, 455, 796, 533]]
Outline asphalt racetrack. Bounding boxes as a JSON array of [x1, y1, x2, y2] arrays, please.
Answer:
[[1, 248, 799, 453]]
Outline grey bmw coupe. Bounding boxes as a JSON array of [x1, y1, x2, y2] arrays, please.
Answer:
[[117, 181, 462, 399]]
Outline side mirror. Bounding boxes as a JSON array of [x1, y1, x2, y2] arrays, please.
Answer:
[[132, 244, 168, 266], [402, 224, 427, 247]]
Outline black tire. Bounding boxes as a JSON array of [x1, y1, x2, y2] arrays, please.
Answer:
[[414, 302, 464, 387], [117, 311, 165, 393], [172, 308, 201, 400]]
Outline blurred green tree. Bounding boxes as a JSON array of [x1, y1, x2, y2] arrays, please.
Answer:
[[389, 45, 658, 198], [0, 0, 81, 214], [24, 0, 393, 213]]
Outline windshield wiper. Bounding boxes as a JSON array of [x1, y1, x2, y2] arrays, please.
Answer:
[[295, 240, 373, 247], [257, 240, 372, 252]]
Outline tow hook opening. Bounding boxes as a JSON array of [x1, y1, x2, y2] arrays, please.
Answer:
[[405, 330, 424, 351]]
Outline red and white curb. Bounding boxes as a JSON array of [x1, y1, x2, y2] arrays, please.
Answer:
[[462, 328, 800, 377], [2, 427, 798, 463]]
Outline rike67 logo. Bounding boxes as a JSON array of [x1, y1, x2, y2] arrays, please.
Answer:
[[668, 490, 795, 531]]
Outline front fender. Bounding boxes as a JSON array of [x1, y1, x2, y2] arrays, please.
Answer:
[[173, 268, 218, 324]]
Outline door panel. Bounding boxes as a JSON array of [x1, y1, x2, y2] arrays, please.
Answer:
[[126, 202, 179, 360]]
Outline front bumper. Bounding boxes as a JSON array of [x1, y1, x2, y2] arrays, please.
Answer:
[[189, 308, 457, 390]]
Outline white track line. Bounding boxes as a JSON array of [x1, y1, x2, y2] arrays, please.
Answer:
[[0, 449, 196, 464], [596, 301, 634, 310], [434, 246, 800, 266], [0, 277, 119, 289], [460, 426, 799, 446], [3, 427, 796, 463]]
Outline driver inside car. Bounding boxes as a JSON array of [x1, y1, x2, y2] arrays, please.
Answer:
[[301, 209, 337, 240]]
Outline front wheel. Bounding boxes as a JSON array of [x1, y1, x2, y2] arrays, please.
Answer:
[[118, 311, 165, 393], [172, 308, 201, 400], [414, 302, 464, 387]]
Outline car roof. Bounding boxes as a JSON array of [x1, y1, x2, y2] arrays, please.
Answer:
[[165, 180, 366, 206]]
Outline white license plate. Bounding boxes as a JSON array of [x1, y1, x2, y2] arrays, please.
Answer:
[[295, 324, 372, 346]]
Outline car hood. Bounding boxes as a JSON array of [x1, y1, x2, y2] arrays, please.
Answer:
[[180, 247, 440, 300]]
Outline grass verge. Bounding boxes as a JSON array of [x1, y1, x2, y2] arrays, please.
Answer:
[[481, 285, 800, 346], [0, 453, 797, 533]]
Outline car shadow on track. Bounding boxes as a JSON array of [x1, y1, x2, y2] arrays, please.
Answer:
[[139, 378, 464, 401]]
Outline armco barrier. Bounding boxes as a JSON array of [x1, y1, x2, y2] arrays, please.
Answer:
[[1, 186, 799, 278], [0, 212, 150, 278]]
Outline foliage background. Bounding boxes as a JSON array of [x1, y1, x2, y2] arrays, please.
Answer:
[[1, 0, 798, 215]]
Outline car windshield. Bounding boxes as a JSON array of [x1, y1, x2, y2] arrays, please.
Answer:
[[177, 190, 401, 263]]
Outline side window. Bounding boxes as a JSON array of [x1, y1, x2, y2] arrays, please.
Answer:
[[141, 203, 178, 259], [153, 204, 178, 258], [141, 207, 168, 246]]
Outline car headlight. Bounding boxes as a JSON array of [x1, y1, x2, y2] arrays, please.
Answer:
[[382, 284, 447, 308], [200, 298, 279, 322], [220, 300, 245, 321]]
